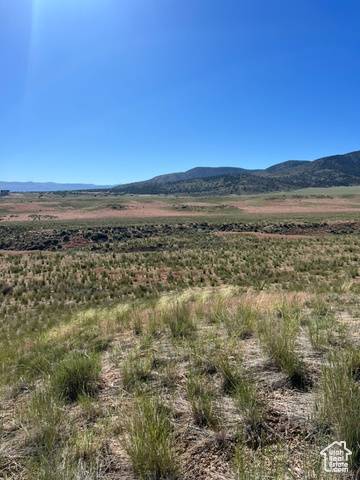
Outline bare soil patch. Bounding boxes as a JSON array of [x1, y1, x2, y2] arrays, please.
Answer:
[[1, 201, 206, 222], [0, 249, 43, 255], [227, 197, 360, 214], [214, 231, 317, 239]]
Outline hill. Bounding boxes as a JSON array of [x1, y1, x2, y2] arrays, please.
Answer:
[[112, 150, 360, 195], [263, 160, 309, 174], [138, 166, 257, 184]]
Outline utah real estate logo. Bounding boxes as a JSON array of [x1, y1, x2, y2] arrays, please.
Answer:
[[320, 441, 352, 473]]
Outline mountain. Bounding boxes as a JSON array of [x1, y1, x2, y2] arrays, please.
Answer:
[[5, 150, 360, 196], [0, 181, 115, 192], [263, 160, 310, 174], [112, 150, 360, 195], [139, 166, 258, 184]]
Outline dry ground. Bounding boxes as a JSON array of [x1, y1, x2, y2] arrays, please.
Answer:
[[1, 289, 359, 479], [2, 192, 360, 223]]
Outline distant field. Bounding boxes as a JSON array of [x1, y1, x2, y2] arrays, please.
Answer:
[[1, 186, 360, 227]]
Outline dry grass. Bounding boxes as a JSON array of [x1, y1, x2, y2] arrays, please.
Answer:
[[2, 286, 360, 478]]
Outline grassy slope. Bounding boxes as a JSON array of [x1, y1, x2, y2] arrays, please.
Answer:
[[1, 288, 360, 479]]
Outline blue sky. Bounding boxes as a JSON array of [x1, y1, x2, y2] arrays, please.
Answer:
[[1, 0, 360, 184]]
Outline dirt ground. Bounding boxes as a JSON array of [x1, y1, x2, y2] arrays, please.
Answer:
[[0, 201, 205, 222], [2, 196, 360, 222], [228, 197, 360, 214], [214, 231, 317, 239]]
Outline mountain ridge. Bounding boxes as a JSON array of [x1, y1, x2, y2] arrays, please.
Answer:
[[112, 150, 360, 195], [4, 150, 360, 195]]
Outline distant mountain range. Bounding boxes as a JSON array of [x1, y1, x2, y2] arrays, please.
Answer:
[[112, 151, 360, 195], [3, 150, 360, 195], [0, 181, 114, 193]]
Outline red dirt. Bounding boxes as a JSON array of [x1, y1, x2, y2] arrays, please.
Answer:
[[0, 250, 43, 255], [226, 198, 360, 214], [0, 201, 61, 212], [63, 237, 92, 248], [2, 197, 360, 222], [214, 232, 317, 239], [1, 201, 205, 222]]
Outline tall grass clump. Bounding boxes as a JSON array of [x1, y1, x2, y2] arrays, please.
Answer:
[[223, 302, 258, 339], [122, 351, 153, 392], [318, 349, 360, 469], [233, 373, 267, 430], [206, 297, 227, 324], [51, 351, 101, 402], [15, 342, 67, 383], [234, 441, 328, 480], [234, 444, 290, 480], [123, 393, 180, 480], [28, 450, 101, 480], [24, 386, 63, 457], [163, 301, 196, 339], [186, 372, 220, 430], [259, 308, 308, 389], [307, 311, 338, 352], [189, 334, 220, 375], [215, 352, 243, 394]]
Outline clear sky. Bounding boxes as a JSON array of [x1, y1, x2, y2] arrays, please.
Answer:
[[1, 0, 360, 184]]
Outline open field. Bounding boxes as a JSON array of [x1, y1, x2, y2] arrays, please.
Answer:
[[1, 188, 360, 479], [2, 186, 360, 225]]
